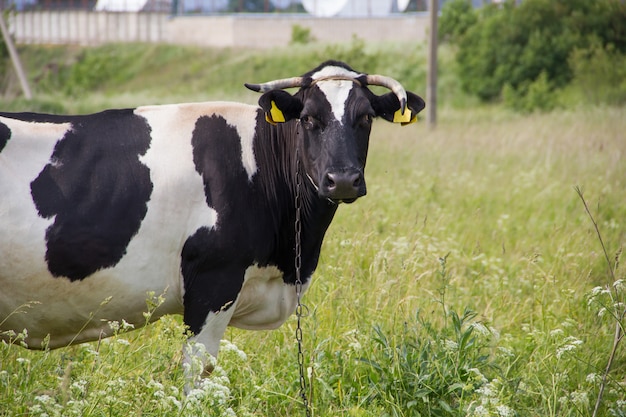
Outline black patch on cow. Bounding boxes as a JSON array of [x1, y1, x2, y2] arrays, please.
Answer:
[[30, 109, 153, 281], [0, 121, 10, 153], [182, 114, 257, 332]]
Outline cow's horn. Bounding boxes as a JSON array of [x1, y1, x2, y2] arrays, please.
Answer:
[[244, 77, 304, 93], [365, 74, 408, 115]]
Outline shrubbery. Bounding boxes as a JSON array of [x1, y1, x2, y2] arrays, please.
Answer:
[[440, 0, 626, 111]]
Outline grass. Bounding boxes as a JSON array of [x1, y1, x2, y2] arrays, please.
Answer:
[[1, 43, 626, 416]]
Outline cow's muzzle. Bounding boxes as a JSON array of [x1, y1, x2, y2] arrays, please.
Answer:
[[320, 168, 366, 204]]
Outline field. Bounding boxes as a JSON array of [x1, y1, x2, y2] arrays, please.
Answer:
[[1, 44, 626, 416]]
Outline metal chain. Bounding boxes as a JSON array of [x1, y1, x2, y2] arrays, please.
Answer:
[[294, 148, 312, 417]]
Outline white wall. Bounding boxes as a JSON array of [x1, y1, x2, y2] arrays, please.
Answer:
[[10, 12, 428, 47]]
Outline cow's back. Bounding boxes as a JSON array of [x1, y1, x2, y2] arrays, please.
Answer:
[[0, 102, 259, 349]]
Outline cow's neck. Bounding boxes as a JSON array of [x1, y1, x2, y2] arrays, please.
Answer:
[[255, 116, 338, 283]]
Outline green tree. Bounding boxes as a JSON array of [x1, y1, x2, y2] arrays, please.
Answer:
[[439, 0, 477, 44], [455, 0, 626, 107]]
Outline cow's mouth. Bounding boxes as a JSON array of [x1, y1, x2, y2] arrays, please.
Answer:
[[334, 197, 358, 204]]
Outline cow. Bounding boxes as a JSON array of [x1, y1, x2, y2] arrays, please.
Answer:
[[0, 60, 425, 379]]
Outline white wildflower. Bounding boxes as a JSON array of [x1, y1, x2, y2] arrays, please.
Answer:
[[348, 339, 362, 351], [220, 340, 247, 361], [224, 408, 237, 417], [108, 320, 120, 333], [444, 339, 458, 351], [120, 319, 135, 331], [71, 379, 88, 395], [471, 404, 489, 417], [496, 404, 514, 417], [471, 322, 491, 337], [476, 383, 494, 398], [570, 390, 589, 408], [556, 336, 583, 359], [148, 379, 165, 391], [550, 328, 564, 338], [34, 394, 53, 404], [2, 329, 16, 339], [16, 357, 30, 365], [591, 286, 610, 298], [81, 344, 99, 356], [561, 318, 578, 329], [497, 346, 515, 358], [116, 338, 130, 346]]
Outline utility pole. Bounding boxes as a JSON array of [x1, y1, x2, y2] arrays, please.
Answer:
[[427, 0, 438, 128], [0, 8, 32, 100]]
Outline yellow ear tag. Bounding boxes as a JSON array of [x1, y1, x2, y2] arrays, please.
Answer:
[[265, 113, 277, 126], [393, 108, 414, 124], [401, 114, 418, 126], [266, 100, 286, 124]]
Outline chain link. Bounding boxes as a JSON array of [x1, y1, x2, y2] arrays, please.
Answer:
[[294, 148, 312, 417]]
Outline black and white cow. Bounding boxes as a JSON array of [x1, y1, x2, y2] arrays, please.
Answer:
[[0, 60, 424, 376]]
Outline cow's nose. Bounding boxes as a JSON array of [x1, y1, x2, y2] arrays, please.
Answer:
[[321, 169, 365, 202]]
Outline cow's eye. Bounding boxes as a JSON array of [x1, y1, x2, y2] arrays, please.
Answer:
[[301, 115, 318, 130], [357, 113, 373, 128]]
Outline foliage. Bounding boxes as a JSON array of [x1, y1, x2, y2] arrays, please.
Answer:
[[290, 24, 314, 45], [455, 0, 626, 110], [503, 71, 557, 113], [361, 308, 506, 417], [439, 0, 477, 44], [568, 40, 626, 107]]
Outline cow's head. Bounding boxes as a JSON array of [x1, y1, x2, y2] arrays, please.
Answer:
[[245, 60, 425, 204]]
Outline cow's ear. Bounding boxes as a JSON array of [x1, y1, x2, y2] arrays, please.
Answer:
[[258, 90, 304, 125], [371, 91, 426, 126]]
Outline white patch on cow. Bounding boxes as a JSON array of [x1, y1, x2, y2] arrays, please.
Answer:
[[0, 118, 74, 347], [229, 108, 258, 181], [312, 66, 362, 125], [137, 102, 259, 181], [229, 264, 310, 330], [131, 103, 223, 305]]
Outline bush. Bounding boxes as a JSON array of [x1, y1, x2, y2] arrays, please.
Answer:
[[290, 24, 314, 45], [569, 40, 626, 106], [439, 0, 478, 44], [503, 71, 557, 113], [456, 0, 626, 109]]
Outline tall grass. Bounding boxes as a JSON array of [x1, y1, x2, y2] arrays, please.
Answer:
[[1, 43, 626, 416]]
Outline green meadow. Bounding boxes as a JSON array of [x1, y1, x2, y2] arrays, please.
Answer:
[[1, 42, 625, 416]]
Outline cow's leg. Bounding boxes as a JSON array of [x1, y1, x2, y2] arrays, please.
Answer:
[[182, 306, 237, 392], [181, 265, 243, 392]]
